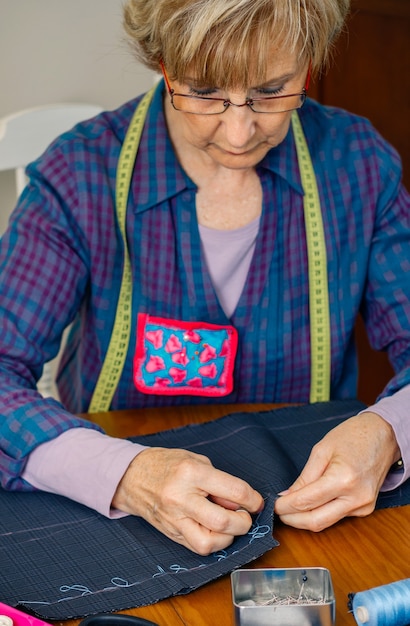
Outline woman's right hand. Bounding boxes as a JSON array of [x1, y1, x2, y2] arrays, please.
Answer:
[[112, 447, 264, 555]]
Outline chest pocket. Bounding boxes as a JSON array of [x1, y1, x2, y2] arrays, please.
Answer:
[[134, 313, 238, 396]]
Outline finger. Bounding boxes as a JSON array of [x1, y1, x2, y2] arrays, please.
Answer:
[[275, 475, 338, 516], [177, 516, 239, 555], [152, 506, 251, 555], [208, 496, 240, 510], [277, 496, 350, 531], [277, 491, 377, 532], [186, 493, 255, 538], [285, 444, 331, 493], [275, 449, 359, 516], [150, 490, 255, 550], [199, 468, 264, 514], [209, 494, 264, 513], [275, 470, 378, 531], [143, 507, 237, 555]]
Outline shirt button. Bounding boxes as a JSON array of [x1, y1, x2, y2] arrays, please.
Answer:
[[182, 191, 193, 203]]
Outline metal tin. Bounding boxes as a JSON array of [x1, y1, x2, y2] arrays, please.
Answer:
[[231, 567, 335, 626]]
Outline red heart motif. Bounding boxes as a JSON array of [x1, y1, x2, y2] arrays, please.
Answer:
[[169, 367, 187, 383], [145, 330, 163, 349], [172, 348, 190, 366], [145, 355, 166, 373], [187, 377, 203, 387], [154, 376, 171, 387], [183, 330, 202, 344], [218, 367, 227, 386], [199, 344, 217, 363], [165, 334, 182, 353], [219, 339, 229, 357], [198, 363, 217, 379]]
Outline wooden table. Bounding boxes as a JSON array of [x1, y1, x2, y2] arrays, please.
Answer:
[[65, 403, 410, 626]]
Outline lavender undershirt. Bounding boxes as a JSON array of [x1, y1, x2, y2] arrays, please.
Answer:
[[22, 220, 408, 517], [198, 217, 260, 319]]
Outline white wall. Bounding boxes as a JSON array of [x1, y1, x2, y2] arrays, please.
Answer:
[[0, 0, 154, 234]]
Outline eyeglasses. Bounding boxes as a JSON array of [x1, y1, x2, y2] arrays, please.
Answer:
[[160, 60, 311, 115]]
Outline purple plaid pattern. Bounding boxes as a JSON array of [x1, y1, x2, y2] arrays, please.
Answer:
[[1, 82, 409, 489]]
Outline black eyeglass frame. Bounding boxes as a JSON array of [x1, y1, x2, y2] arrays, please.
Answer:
[[160, 60, 311, 115]]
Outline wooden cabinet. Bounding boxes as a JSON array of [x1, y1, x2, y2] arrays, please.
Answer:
[[309, 0, 409, 403]]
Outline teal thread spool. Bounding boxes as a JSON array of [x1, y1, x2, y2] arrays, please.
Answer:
[[351, 578, 410, 626]]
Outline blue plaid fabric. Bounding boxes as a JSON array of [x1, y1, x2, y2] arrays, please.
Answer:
[[1, 82, 409, 489]]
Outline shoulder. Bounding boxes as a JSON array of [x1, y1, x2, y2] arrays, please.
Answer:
[[300, 99, 400, 162], [51, 96, 144, 154], [26, 94, 152, 176], [22, 94, 158, 201], [299, 98, 403, 181], [300, 98, 374, 135]]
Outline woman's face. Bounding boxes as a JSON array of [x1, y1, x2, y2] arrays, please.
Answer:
[[164, 50, 309, 171]]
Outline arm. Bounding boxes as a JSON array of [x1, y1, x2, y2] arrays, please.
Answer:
[[1, 121, 264, 554], [365, 385, 409, 490], [274, 408, 401, 531], [0, 144, 102, 490], [276, 125, 410, 531], [1, 197, 263, 551], [112, 446, 264, 555], [22, 428, 264, 553], [21, 428, 145, 517]]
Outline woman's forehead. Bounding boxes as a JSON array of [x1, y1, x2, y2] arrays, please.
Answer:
[[179, 49, 301, 88]]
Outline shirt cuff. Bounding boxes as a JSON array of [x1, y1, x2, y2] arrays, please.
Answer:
[[361, 384, 410, 491], [21, 428, 147, 518]]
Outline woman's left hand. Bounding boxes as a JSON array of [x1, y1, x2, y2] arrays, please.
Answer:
[[274, 411, 401, 530]]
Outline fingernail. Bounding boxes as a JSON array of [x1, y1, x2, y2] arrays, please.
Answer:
[[277, 489, 290, 496]]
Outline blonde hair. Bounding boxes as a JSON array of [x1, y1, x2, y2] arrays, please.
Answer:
[[123, 0, 350, 88]]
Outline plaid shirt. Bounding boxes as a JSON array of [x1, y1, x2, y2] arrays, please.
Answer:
[[1, 83, 409, 489]]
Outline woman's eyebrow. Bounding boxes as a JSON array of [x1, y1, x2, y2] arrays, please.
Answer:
[[253, 71, 296, 89], [183, 75, 215, 88], [182, 69, 297, 90]]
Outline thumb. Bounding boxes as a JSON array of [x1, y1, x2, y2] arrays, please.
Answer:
[[278, 447, 331, 495]]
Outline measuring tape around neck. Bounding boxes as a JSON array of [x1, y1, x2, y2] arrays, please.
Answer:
[[88, 87, 155, 413], [88, 99, 331, 412], [291, 111, 331, 402]]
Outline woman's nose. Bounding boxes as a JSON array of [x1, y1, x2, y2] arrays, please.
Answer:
[[221, 100, 256, 147]]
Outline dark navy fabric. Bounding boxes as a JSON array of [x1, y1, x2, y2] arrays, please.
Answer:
[[0, 401, 408, 620]]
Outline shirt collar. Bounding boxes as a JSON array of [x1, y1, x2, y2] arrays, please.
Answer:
[[132, 81, 303, 214], [258, 122, 304, 195]]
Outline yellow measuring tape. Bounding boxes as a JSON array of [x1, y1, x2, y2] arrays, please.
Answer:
[[291, 111, 331, 402], [88, 88, 155, 413], [88, 97, 330, 412]]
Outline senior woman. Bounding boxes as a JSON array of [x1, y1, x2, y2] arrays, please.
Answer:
[[0, 0, 409, 555]]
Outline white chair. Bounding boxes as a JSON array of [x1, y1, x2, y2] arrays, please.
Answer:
[[0, 103, 103, 399]]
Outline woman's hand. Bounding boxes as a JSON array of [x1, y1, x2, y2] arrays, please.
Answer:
[[274, 412, 401, 531], [112, 447, 264, 555]]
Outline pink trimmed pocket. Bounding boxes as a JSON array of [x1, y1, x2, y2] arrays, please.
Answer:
[[134, 314, 238, 396]]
